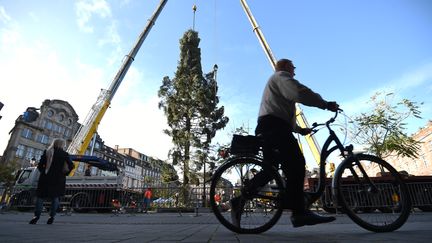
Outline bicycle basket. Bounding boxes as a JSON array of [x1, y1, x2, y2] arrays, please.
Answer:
[[230, 135, 260, 155]]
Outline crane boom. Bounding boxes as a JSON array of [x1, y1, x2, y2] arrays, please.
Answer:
[[67, 0, 168, 175], [239, 0, 322, 165]]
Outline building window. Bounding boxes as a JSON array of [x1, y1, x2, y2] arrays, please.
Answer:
[[35, 149, 44, 161], [58, 114, 65, 122], [64, 129, 71, 138], [21, 128, 33, 139], [422, 155, 428, 167], [59, 125, 65, 134], [52, 123, 58, 133], [36, 134, 50, 144], [44, 120, 53, 130], [47, 110, 54, 117], [67, 118, 72, 126], [16, 144, 25, 158], [25, 147, 35, 161]]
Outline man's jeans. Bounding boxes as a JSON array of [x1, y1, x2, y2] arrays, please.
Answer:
[[255, 115, 307, 213]]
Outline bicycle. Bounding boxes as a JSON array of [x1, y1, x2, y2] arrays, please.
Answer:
[[209, 110, 411, 234]]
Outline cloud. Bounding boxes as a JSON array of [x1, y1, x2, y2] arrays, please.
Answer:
[[0, 8, 19, 49], [0, 8, 108, 154], [75, 0, 112, 33], [0, 6, 11, 23], [342, 62, 432, 115], [75, 0, 123, 68], [392, 62, 432, 90], [99, 95, 172, 160], [0, 1, 173, 161], [98, 20, 121, 47]]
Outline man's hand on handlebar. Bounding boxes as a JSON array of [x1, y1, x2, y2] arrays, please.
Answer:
[[298, 127, 313, 136], [326, 101, 339, 112]]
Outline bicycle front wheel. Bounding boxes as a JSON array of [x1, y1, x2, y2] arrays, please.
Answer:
[[333, 154, 411, 232], [209, 156, 284, 234]]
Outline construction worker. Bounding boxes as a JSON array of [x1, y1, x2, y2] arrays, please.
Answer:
[[143, 188, 152, 213]]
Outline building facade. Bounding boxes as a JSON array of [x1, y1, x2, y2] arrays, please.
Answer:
[[1, 99, 167, 188], [0, 99, 79, 168], [115, 147, 162, 188], [385, 121, 432, 176]]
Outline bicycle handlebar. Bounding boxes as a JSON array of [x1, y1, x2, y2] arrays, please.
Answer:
[[310, 109, 343, 134]]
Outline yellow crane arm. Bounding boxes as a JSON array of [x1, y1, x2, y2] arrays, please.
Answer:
[[239, 0, 322, 165], [67, 98, 110, 176], [67, 0, 168, 176]]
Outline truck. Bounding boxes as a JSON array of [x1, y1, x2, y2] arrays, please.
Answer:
[[9, 155, 143, 213]]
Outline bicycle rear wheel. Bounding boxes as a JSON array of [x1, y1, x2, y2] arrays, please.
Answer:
[[209, 156, 284, 234], [333, 154, 411, 232]]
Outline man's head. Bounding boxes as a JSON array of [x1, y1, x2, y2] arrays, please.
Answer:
[[276, 58, 295, 77]]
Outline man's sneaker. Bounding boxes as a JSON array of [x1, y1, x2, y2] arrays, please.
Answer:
[[230, 197, 245, 228], [291, 210, 336, 228]]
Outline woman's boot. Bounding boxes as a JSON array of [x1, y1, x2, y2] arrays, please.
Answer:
[[47, 217, 55, 224], [29, 216, 40, 224]]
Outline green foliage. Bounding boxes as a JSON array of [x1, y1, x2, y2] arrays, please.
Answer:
[[350, 92, 422, 159], [158, 29, 229, 188], [0, 160, 19, 187], [0, 160, 19, 204], [160, 161, 179, 185]]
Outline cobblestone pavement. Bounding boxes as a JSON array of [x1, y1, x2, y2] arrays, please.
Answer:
[[0, 210, 431, 242]]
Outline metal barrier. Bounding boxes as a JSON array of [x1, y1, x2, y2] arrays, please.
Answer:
[[7, 182, 431, 213], [318, 182, 432, 213], [8, 186, 203, 214], [407, 182, 432, 211]]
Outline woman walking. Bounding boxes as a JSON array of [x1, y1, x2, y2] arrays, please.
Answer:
[[29, 138, 74, 224]]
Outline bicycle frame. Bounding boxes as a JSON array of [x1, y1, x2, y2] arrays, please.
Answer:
[[210, 110, 411, 234], [307, 111, 353, 206], [308, 110, 380, 208]]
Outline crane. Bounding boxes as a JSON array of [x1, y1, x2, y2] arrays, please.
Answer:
[[66, 0, 323, 177], [67, 0, 168, 176], [239, 0, 322, 165]]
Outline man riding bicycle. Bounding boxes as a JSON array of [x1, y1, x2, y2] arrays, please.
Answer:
[[231, 58, 339, 227]]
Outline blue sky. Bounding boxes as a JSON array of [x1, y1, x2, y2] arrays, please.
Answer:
[[1, 0, 431, 169]]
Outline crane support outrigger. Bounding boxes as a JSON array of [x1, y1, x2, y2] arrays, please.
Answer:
[[239, 0, 322, 165], [67, 0, 168, 176]]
